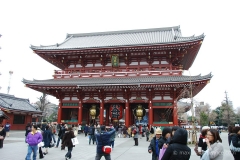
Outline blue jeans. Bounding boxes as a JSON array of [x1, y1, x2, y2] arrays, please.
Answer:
[[89, 135, 95, 144], [25, 145, 38, 160], [56, 137, 61, 147], [52, 134, 56, 143], [110, 141, 114, 148], [65, 147, 73, 158]]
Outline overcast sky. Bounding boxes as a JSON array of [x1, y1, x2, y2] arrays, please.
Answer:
[[0, 0, 239, 109]]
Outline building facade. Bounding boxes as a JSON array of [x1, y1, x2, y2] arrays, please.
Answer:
[[23, 26, 212, 127], [0, 93, 42, 130]]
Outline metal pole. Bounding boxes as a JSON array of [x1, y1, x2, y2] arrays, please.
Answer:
[[189, 70, 196, 144]]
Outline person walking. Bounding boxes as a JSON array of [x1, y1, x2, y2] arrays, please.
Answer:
[[148, 128, 162, 160], [25, 125, 43, 160], [25, 123, 32, 142], [0, 125, 6, 149], [132, 125, 139, 146], [4, 122, 10, 137], [88, 124, 95, 145], [161, 128, 191, 160], [62, 127, 75, 160], [36, 124, 44, 159], [145, 126, 150, 141], [109, 127, 116, 149], [56, 123, 66, 148], [95, 125, 115, 160], [78, 124, 82, 134], [42, 125, 52, 155], [230, 126, 240, 160], [84, 124, 89, 137]]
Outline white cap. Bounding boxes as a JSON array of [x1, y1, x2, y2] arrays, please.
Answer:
[[202, 126, 210, 130]]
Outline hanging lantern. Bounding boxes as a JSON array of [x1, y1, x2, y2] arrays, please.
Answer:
[[89, 105, 97, 119], [110, 104, 123, 121], [134, 104, 146, 120]]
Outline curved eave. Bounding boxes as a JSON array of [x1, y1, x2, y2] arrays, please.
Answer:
[[22, 73, 212, 87]]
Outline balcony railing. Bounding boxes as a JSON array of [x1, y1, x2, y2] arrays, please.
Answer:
[[53, 70, 182, 79]]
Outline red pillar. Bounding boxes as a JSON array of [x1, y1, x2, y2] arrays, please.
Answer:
[[78, 101, 82, 125], [173, 88, 178, 125], [149, 100, 153, 126], [106, 108, 109, 126], [125, 100, 129, 127], [100, 100, 104, 125], [57, 100, 62, 123]]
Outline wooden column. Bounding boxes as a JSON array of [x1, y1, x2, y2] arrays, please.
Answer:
[[173, 88, 178, 125], [78, 101, 82, 125], [105, 107, 109, 126], [148, 100, 153, 126], [100, 100, 104, 125], [57, 100, 62, 123], [125, 99, 130, 127]]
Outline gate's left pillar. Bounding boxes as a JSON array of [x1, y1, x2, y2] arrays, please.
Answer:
[[57, 100, 62, 123], [78, 101, 83, 125]]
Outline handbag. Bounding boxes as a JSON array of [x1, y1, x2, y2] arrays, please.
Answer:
[[158, 147, 166, 160], [71, 137, 79, 145], [230, 141, 240, 152], [0, 136, 4, 140], [38, 142, 44, 147], [201, 149, 210, 160], [102, 145, 112, 154]]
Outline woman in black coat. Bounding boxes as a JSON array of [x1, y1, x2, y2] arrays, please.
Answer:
[[42, 125, 52, 155], [62, 127, 75, 159], [0, 124, 6, 148], [162, 128, 191, 160], [231, 126, 240, 160]]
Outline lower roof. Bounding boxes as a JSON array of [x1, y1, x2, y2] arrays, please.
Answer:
[[23, 73, 212, 87], [0, 93, 42, 113], [0, 110, 9, 119]]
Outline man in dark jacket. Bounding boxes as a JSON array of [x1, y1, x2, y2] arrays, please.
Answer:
[[88, 124, 95, 145], [162, 128, 191, 160], [148, 128, 162, 160], [95, 125, 115, 160]]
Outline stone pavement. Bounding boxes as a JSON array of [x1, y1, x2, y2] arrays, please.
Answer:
[[1, 131, 234, 160]]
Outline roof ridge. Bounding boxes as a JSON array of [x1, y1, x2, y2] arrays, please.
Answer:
[[66, 26, 181, 38], [0, 94, 29, 102]]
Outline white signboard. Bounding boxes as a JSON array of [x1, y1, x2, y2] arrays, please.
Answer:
[[235, 124, 239, 127]]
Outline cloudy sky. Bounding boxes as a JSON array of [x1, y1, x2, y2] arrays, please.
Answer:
[[0, 0, 239, 109]]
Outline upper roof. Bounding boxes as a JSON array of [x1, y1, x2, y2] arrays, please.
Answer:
[[30, 26, 204, 50], [0, 93, 42, 113], [23, 73, 212, 87]]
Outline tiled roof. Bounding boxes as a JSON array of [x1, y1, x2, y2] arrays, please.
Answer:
[[30, 26, 204, 50], [23, 73, 212, 87], [0, 110, 9, 119], [0, 93, 42, 113]]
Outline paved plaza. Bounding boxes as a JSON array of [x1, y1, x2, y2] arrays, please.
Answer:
[[1, 131, 234, 160]]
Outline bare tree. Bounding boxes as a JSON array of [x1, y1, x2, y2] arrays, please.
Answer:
[[34, 93, 50, 121]]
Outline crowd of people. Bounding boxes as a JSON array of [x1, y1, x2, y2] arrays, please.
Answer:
[[2, 121, 240, 160]]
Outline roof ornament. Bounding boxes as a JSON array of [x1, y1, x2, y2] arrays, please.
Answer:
[[172, 28, 177, 40], [56, 43, 59, 47]]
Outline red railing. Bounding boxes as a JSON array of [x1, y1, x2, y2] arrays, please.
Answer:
[[53, 70, 182, 78]]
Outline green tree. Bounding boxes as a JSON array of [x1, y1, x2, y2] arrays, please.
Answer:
[[200, 112, 208, 126]]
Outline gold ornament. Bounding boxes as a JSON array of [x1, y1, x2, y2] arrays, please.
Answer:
[[89, 105, 97, 119], [136, 104, 144, 120]]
